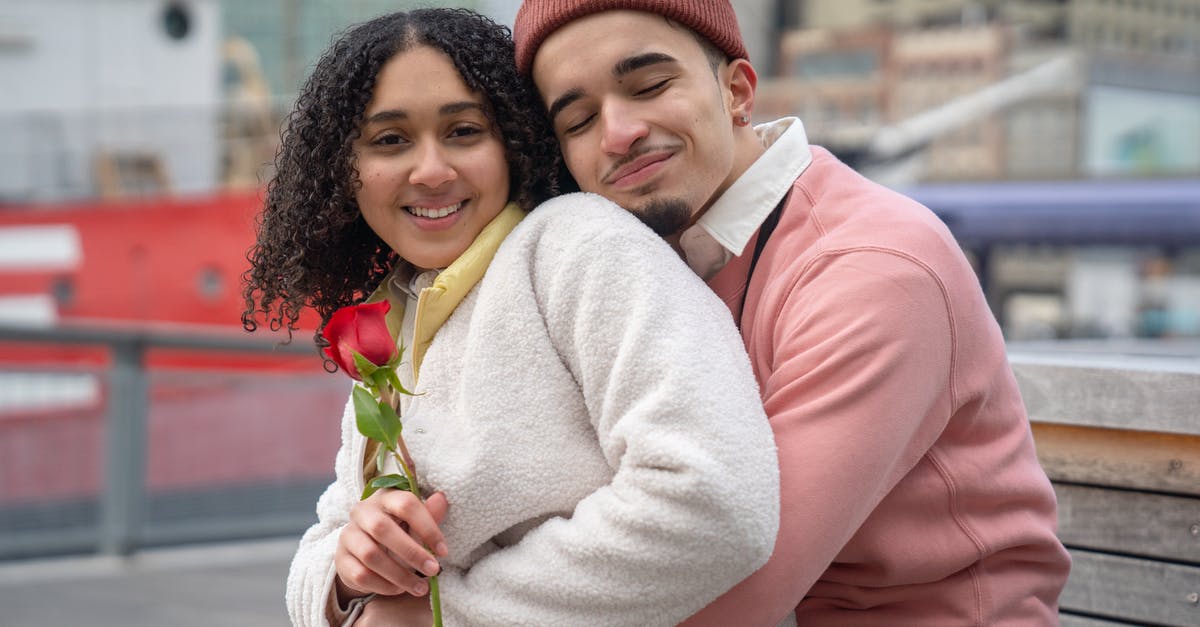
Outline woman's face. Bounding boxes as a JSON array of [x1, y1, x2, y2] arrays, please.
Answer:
[[354, 45, 510, 271]]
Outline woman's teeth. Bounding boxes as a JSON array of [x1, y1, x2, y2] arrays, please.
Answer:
[[406, 202, 462, 219]]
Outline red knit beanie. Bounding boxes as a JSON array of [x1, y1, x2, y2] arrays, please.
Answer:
[[513, 0, 747, 76]]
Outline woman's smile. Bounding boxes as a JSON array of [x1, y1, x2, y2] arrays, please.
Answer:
[[404, 199, 468, 232], [405, 201, 463, 220]]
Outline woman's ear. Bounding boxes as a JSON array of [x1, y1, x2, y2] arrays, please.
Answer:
[[726, 58, 758, 126]]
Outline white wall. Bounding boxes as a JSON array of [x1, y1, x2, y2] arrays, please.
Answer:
[[0, 0, 221, 201], [733, 0, 778, 72]]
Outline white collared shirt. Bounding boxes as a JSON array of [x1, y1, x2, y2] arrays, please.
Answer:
[[385, 267, 441, 421], [678, 117, 814, 279], [385, 266, 441, 363]]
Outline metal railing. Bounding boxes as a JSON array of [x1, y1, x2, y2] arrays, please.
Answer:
[[0, 323, 345, 559]]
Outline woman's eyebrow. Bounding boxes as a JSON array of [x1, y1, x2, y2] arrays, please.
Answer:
[[363, 101, 483, 125], [440, 101, 485, 116], [364, 109, 407, 125]]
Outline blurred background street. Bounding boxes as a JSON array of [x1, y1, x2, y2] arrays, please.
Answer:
[[1, 0, 1198, 625], [0, 537, 295, 626]]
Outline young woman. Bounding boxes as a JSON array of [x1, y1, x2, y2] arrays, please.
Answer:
[[242, 9, 779, 626]]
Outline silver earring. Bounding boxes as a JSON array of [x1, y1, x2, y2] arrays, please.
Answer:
[[739, 115, 749, 125]]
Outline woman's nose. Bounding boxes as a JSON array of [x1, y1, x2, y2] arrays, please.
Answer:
[[409, 143, 458, 188]]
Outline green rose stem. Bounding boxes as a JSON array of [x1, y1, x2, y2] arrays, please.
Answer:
[[380, 387, 443, 627], [352, 375, 442, 626]]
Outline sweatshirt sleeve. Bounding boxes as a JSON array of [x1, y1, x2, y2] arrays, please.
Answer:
[[434, 194, 781, 626], [285, 390, 361, 627], [680, 247, 957, 626]]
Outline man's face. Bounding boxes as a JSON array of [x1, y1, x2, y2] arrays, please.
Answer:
[[532, 10, 738, 235]]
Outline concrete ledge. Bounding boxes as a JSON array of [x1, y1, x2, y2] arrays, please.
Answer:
[[1009, 340, 1200, 436]]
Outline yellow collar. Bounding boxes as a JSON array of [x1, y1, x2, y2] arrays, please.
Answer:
[[366, 202, 526, 381]]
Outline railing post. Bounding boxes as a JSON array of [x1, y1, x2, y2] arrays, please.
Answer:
[[100, 338, 148, 555]]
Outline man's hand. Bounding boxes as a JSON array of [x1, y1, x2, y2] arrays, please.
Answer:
[[334, 490, 449, 600]]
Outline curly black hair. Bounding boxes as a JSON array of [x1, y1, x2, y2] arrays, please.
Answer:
[[241, 8, 570, 346]]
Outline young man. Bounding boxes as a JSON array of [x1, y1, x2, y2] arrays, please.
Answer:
[[514, 1, 1072, 625]]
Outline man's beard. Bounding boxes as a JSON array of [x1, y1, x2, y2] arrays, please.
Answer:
[[632, 198, 692, 237]]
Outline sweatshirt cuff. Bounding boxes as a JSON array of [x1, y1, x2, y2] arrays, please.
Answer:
[[326, 587, 376, 626]]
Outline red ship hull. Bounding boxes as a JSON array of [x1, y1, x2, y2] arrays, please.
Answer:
[[0, 192, 341, 507]]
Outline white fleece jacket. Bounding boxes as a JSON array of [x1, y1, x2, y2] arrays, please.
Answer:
[[286, 194, 780, 626]]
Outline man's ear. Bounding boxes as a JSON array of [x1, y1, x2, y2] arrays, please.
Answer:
[[726, 58, 758, 125]]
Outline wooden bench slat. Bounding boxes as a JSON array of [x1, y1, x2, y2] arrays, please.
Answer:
[[1059, 549, 1200, 626], [1054, 483, 1200, 563], [1033, 423, 1200, 496]]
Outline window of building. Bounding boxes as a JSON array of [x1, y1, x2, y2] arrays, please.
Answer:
[[794, 50, 880, 79]]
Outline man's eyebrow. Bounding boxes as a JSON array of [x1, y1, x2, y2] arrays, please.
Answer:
[[547, 88, 583, 125], [613, 52, 677, 78]]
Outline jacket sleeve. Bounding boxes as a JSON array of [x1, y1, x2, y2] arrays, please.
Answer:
[[285, 390, 360, 627], [680, 247, 957, 626], [434, 195, 781, 626]]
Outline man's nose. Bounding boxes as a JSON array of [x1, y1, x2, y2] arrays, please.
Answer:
[[599, 101, 649, 155]]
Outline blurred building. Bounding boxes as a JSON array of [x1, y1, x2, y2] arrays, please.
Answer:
[[996, 1, 1070, 40], [890, 24, 1010, 180], [1004, 45, 1081, 180], [758, 21, 1027, 181], [759, 0, 1199, 340], [221, 0, 492, 97], [756, 28, 890, 139], [792, 0, 1068, 35], [762, 0, 1199, 183], [1068, 0, 1200, 177], [794, 0, 976, 30], [1070, 0, 1200, 58]]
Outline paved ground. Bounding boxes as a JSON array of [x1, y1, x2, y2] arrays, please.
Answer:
[[0, 537, 298, 626]]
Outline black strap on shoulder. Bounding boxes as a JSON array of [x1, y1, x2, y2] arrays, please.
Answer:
[[739, 193, 788, 322]]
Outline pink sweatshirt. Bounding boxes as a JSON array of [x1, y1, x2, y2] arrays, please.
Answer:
[[684, 147, 1071, 626]]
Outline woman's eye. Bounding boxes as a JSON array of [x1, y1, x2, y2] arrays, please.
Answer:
[[372, 133, 405, 146], [448, 125, 481, 139]]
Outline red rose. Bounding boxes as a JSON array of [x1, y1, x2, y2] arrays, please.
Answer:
[[321, 301, 398, 380]]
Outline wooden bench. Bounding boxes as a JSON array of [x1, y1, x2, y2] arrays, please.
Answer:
[[1009, 342, 1200, 626]]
